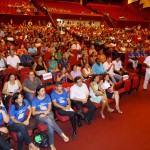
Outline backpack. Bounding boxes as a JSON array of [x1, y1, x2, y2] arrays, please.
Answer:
[[34, 132, 49, 148]]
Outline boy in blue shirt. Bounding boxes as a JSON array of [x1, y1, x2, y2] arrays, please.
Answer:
[[51, 81, 82, 139]]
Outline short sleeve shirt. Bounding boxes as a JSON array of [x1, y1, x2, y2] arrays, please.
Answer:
[[51, 90, 69, 107], [9, 99, 30, 124], [32, 94, 51, 111]]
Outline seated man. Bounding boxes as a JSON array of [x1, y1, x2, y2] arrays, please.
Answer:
[[51, 81, 82, 139], [28, 43, 37, 56], [92, 58, 105, 75], [22, 71, 42, 103], [70, 76, 96, 125], [20, 50, 33, 69], [103, 56, 122, 84], [113, 56, 128, 75], [7, 50, 23, 70], [58, 53, 70, 71]]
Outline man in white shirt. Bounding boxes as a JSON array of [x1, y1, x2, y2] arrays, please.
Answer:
[[103, 56, 122, 83], [70, 76, 96, 125], [143, 56, 150, 91], [7, 50, 23, 70], [113, 56, 128, 75]]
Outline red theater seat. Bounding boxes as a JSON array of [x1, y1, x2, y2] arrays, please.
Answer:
[[55, 110, 70, 122]]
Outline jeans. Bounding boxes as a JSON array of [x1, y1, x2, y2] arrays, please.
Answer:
[[57, 108, 76, 131], [8, 123, 31, 150], [0, 134, 10, 150], [24, 92, 34, 104], [110, 74, 122, 84], [71, 100, 96, 122], [37, 112, 63, 145]]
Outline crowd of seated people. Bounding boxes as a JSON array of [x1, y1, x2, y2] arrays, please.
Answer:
[[8, 2, 39, 15], [0, 21, 150, 150]]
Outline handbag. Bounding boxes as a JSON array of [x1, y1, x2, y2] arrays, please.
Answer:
[[34, 132, 49, 148]]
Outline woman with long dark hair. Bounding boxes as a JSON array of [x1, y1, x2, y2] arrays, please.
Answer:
[[90, 75, 114, 119], [8, 92, 39, 150], [32, 85, 69, 150], [100, 74, 122, 114]]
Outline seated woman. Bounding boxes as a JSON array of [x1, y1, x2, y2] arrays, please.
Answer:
[[90, 75, 114, 119], [89, 51, 97, 67], [89, 45, 97, 56], [98, 49, 106, 63], [33, 56, 48, 76], [17, 44, 26, 56], [82, 63, 94, 78], [70, 65, 83, 80], [32, 85, 69, 150], [0, 100, 11, 150], [40, 43, 48, 55], [100, 74, 122, 114], [2, 73, 22, 111], [8, 92, 39, 150], [48, 56, 59, 73], [80, 54, 88, 67], [55, 49, 62, 60], [57, 67, 73, 83]]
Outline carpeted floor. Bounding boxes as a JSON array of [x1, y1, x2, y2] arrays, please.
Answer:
[[11, 78, 150, 150]]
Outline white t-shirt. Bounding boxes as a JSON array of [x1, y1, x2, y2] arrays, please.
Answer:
[[144, 56, 150, 73], [7, 55, 20, 68], [71, 44, 81, 51], [70, 83, 89, 99], [103, 61, 115, 76], [101, 80, 111, 90], [112, 60, 122, 71]]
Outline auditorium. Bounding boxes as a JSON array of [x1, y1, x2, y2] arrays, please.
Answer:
[[0, 0, 150, 150]]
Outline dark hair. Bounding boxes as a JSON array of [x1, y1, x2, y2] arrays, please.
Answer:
[[12, 92, 25, 110], [103, 74, 111, 82], [7, 73, 16, 81], [36, 85, 45, 96], [91, 74, 99, 82], [55, 81, 62, 87], [74, 76, 82, 83], [72, 65, 77, 70]]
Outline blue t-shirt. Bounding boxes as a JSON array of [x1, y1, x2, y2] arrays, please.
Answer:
[[32, 94, 51, 111], [92, 63, 105, 75], [134, 52, 139, 57], [28, 47, 37, 53], [51, 90, 69, 107], [0, 107, 7, 125], [9, 99, 30, 124]]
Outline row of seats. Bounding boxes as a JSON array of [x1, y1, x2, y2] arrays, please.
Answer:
[[36, 0, 92, 14], [87, 3, 146, 22]]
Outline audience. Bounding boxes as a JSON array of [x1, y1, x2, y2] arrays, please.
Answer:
[[103, 57, 122, 84], [32, 85, 69, 150], [8, 92, 39, 150], [33, 56, 47, 76], [0, 20, 149, 149], [22, 71, 42, 103], [51, 81, 82, 139], [70, 76, 96, 125]]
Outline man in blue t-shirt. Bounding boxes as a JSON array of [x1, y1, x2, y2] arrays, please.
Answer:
[[51, 81, 82, 139], [92, 58, 106, 75]]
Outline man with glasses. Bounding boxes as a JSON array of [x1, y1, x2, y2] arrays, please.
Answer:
[[22, 71, 42, 103], [70, 76, 96, 125]]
